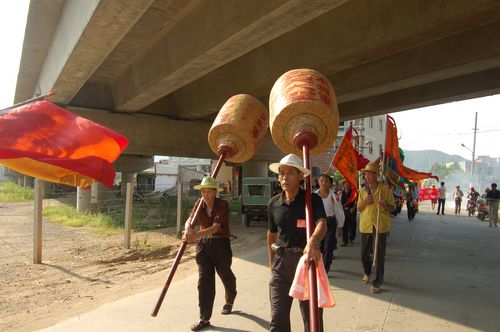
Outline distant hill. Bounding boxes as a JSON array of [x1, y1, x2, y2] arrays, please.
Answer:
[[402, 150, 466, 172]]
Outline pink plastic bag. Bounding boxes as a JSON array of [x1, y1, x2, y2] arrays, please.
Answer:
[[289, 255, 335, 308]]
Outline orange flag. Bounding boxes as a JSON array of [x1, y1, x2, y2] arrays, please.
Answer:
[[0, 100, 128, 188], [385, 115, 438, 181], [332, 125, 359, 205]]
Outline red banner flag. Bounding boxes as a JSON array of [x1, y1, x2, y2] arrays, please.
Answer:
[[418, 187, 433, 201], [332, 125, 359, 205], [385, 115, 438, 182], [0, 100, 128, 188]]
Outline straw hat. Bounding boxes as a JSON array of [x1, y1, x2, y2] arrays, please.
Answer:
[[193, 177, 223, 191], [269, 154, 310, 176], [360, 162, 380, 174]]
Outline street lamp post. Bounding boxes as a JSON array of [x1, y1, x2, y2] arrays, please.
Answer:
[[461, 143, 474, 176], [461, 112, 478, 186], [461, 142, 476, 187]]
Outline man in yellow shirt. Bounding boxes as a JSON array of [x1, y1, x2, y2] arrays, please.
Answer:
[[357, 162, 395, 294]]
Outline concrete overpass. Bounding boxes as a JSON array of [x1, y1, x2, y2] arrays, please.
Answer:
[[15, 0, 500, 162]]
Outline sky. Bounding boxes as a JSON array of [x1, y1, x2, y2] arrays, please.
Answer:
[[390, 97, 500, 160], [1, 1, 499, 161], [0, 0, 29, 109]]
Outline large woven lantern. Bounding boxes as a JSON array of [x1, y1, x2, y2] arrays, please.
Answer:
[[269, 69, 339, 155], [208, 94, 268, 163]]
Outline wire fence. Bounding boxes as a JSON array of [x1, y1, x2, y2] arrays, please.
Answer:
[[0, 181, 241, 233]]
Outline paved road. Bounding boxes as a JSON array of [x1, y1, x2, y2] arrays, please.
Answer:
[[31, 203, 500, 331]]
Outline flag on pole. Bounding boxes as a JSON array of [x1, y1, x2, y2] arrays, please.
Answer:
[[385, 115, 438, 182], [332, 125, 369, 205], [0, 100, 128, 188]]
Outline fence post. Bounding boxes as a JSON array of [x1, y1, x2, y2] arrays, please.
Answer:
[[33, 179, 43, 264], [176, 167, 183, 238], [124, 182, 133, 249]]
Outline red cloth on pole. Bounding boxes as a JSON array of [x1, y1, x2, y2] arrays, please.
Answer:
[[0, 100, 128, 188], [385, 115, 438, 182], [332, 125, 359, 205]]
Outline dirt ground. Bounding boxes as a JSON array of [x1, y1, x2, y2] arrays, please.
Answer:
[[0, 201, 267, 332]]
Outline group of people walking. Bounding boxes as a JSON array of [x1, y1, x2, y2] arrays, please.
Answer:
[[181, 155, 499, 331], [432, 182, 499, 227], [182, 153, 396, 331]]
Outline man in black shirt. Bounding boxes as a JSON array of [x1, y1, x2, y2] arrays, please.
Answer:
[[267, 154, 327, 332], [486, 183, 500, 227]]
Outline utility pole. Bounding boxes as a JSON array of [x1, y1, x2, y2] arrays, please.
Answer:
[[472, 112, 478, 185]]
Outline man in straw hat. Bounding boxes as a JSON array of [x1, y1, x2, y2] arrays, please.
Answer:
[[453, 185, 464, 214], [183, 177, 237, 331], [267, 154, 327, 331], [357, 162, 395, 294]]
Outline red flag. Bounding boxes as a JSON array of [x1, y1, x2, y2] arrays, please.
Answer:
[[385, 115, 437, 181], [332, 125, 358, 205], [418, 187, 433, 201], [357, 151, 370, 170], [0, 100, 128, 188]]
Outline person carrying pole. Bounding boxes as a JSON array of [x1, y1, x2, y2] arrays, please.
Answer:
[[357, 162, 395, 294], [267, 154, 327, 331], [183, 177, 237, 331]]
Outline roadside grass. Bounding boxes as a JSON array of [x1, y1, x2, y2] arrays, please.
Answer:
[[0, 182, 34, 202], [43, 204, 122, 234], [42, 194, 242, 235]]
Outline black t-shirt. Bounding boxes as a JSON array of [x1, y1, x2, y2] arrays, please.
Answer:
[[268, 188, 327, 249], [487, 189, 500, 200]]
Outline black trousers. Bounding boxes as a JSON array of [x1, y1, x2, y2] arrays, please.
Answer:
[[406, 201, 416, 220], [454, 199, 462, 214], [320, 217, 337, 273], [196, 237, 237, 321], [342, 208, 357, 244], [437, 198, 446, 214], [360, 232, 387, 288], [269, 250, 324, 332]]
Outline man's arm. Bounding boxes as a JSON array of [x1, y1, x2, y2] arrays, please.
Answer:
[[267, 231, 277, 272], [196, 223, 222, 238], [304, 218, 327, 263], [358, 190, 373, 212], [376, 186, 396, 212]]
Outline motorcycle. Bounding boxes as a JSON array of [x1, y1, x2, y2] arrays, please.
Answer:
[[133, 191, 144, 202], [476, 198, 489, 221], [466, 198, 477, 216]]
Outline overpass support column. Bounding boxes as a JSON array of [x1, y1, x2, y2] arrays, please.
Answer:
[[77, 187, 91, 212], [90, 183, 108, 212], [114, 154, 154, 197]]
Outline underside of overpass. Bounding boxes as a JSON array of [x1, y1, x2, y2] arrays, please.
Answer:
[[15, 0, 500, 162]]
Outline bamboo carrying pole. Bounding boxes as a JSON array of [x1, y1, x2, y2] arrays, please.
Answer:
[[269, 69, 339, 332], [296, 132, 320, 330], [151, 94, 268, 317], [369, 145, 389, 282]]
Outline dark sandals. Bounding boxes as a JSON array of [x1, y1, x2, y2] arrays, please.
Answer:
[[191, 320, 210, 331], [221, 303, 233, 315]]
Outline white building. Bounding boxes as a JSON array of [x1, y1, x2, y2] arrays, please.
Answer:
[[341, 115, 387, 161], [312, 115, 387, 174], [135, 157, 212, 193]]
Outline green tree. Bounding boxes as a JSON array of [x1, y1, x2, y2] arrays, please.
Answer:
[[331, 171, 345, 184], [429, 163, 450, 181]]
